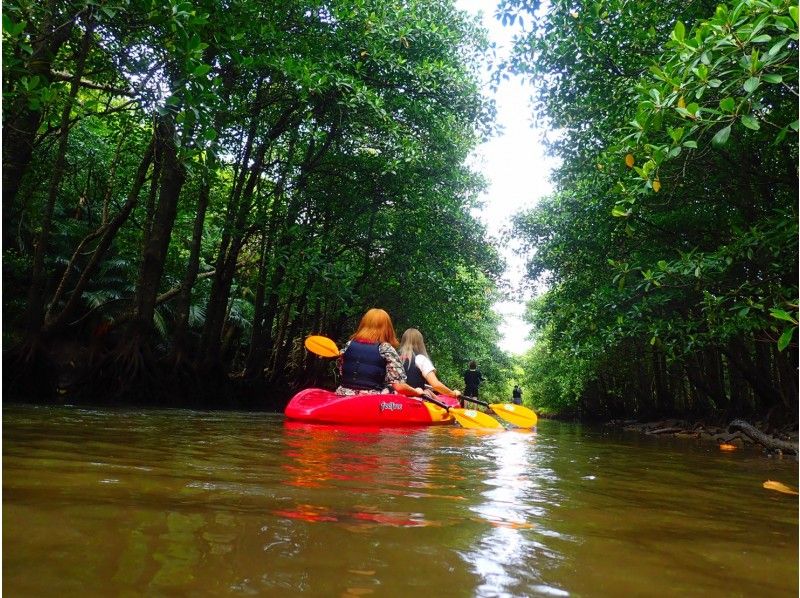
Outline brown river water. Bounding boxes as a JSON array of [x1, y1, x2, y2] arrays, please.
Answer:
[[3, 404, 798, 597]]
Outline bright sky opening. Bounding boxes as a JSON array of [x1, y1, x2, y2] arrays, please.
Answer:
[[457, 0, 558, 355]]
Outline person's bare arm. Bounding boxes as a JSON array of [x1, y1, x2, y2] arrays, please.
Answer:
[[423, 370, 460, 398]]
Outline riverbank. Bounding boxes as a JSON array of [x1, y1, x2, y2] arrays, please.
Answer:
[[605, 417, 799, 457]]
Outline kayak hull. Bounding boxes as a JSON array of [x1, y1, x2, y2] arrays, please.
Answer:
[[284, 388, 460, 426]]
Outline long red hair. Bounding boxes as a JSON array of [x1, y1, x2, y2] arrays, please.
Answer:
[[350, 308, 399, 347]]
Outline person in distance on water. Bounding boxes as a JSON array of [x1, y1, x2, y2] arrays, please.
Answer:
[[512, 384, 523, 405], [397, 328, 462, 400], [463, 360, 483, 400], [335, 308, 427, 398]]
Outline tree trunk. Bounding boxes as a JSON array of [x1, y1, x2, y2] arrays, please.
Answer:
[[242, 231, 272, 379], [170, 169, 211, 360], [200, 142, 266, 363], [132, 115, 185, 335], [44, 134, 156, 334], [200, 103, 299, 364], [720, 339, 785, 412], [773, 344, 798, 417], [23, 17, 94, 336], [3, 0, 78, 228], [44, 123, 131, 323]]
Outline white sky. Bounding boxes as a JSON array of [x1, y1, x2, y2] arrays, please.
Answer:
[[457, 0, 558, 354]]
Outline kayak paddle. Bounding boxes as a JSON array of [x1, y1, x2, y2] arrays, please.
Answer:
[[461, 395, 538, 428], [421, 394, 503, 430], [304, 335, 340, 358]]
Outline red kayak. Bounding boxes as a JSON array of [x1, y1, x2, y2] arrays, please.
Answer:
[[284, 388, 461, 426]]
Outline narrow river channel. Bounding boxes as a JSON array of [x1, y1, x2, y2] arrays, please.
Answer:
[[3, 404, 797, 596]]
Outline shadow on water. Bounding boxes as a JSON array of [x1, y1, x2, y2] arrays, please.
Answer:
[[3, 405, 797, 596]]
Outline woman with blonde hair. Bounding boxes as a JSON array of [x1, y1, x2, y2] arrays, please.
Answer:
[[335, 308, 424, 397], [397, 328, 461, 399]]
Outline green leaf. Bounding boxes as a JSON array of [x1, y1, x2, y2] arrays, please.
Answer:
[[743, 77, 760, 93], [682, 140, 698, 148], [768, 38, 790, 57], [203, 128, 217, 141], [740, 114, 760, 130], [750, 34, 771, 43], [777, 327, 796, 351], [719, 97, 735, 112], [762, 73, 783, 84], [193, 64, 212, 76], [673, 21, 685, 42], [712, 125, 731, 146], [790, 5, 799, 26], [770, 309, 797, 323], [611, 205, 630, 218]]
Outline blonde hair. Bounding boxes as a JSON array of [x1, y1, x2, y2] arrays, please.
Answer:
[[398, 328, 429, 364], [350, 308, 399, 347]]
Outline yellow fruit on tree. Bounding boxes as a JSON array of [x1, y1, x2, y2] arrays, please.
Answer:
[[652, 179, 661, 192], [624, 154, 634, 168]]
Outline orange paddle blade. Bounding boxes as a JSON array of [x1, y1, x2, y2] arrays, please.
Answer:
[[763, 480, 799, 495], [304, 335, 340, 358], [489, 403, 538, 428], [450, 408, 503, 430]]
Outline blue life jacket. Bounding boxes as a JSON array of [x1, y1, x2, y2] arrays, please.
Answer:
[[341, 341, 386, 390], [403, 353, 426, 389]]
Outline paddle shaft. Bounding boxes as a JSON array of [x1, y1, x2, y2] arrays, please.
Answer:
[[423, 384, 480, 407], [419, 394, 452, 411], [460, 394, 490, 408]]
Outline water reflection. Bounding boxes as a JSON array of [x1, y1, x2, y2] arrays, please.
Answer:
[[461, 428, 571, 597], [279, 422, 457, 528]]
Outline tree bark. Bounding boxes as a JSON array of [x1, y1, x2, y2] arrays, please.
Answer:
[[170, 171, 211, 360], [720, 340, 785, 411], [3, 0, 79, 226], [132, 115, 185, 335], [729, 419, 798, 454], [200, 101, 299, 364], [24, 17, 94, 335], [44, 135, 156, 334]]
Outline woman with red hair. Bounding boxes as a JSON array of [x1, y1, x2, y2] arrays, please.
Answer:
[[335, 308, 425, 397]]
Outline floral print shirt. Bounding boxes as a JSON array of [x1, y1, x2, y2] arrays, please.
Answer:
[[335, 341, 407, 396]]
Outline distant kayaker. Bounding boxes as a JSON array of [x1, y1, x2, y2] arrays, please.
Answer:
[[397, 328, 461, 400], [463, 361, 483, 399], [335, 308, 425, 397], [512, 384, 522, 405]]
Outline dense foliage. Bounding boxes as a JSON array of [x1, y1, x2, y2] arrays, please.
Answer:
[[501, 0, 798, 422], [2, 0, 509, 407]]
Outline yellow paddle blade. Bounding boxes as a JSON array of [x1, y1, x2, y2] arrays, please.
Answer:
[[304, 335, 340, 358], [489, 404, 538, 428], [450, 408, 503, 430], [763, 480, 799, 495]]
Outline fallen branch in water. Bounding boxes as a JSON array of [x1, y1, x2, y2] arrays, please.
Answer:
[[729, 420, 798, 455], [646, 427, 684, 435]]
